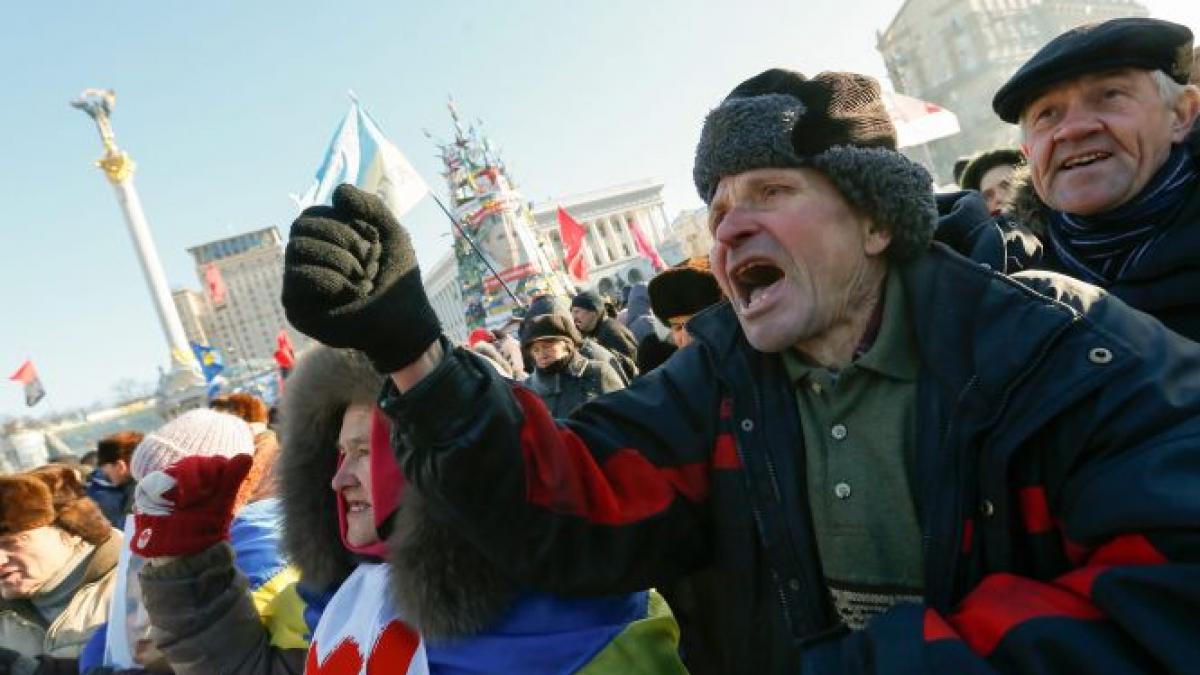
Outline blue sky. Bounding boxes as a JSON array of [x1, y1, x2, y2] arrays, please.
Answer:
[[1, 1, 1195, 418]]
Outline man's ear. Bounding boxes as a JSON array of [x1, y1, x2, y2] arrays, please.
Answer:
[[863, 222, 893, 257], [1168, 88, 1200, 143]]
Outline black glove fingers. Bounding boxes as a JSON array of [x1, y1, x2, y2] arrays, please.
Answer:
[[333, 183, 396, 230], [287, 236, 368, 281], [291, 217, 373, 261], [282, 263, 362, 306]]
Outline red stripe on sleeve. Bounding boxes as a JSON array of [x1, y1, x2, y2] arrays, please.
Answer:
[[712, 433, 742, 469], [719, 397, 734, 419], [1018, 486, 1054, 534], [514, 386, 708, 526], [924, 609, 961, 642], [948, 573, 1104, 656], [1057, 533, 1169, 598], [961, 518, 974, 555]]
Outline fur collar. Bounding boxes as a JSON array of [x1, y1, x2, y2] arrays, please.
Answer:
[[278, 347, 517, 638]]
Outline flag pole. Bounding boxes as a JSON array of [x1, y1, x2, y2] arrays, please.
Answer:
[[427, 192, 525, 309]]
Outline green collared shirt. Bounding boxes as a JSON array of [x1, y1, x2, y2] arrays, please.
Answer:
[[781, 267, 924, 630]]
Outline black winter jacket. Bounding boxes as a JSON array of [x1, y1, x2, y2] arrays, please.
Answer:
[[383, 244, 1200, 673], [526, 352, 624, 418]]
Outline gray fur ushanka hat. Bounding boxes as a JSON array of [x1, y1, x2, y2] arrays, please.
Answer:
[[693, 68, 937, 260]]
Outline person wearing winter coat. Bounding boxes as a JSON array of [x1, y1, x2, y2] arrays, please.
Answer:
[[985, 18, 1200, 341], [1, 465, 120, 675], [521, 314, 625, 418], [620, 283, 663, 345], [281, 67, 1200, 674], [570, 291, 639, 378], [279, 347, 684, 673], [86, 433, 143, 529], [522, 294, 632, 384], [78, 408, 304, 675]]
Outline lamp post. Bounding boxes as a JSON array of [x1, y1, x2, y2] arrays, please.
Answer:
[[71, 89, 205, 416]]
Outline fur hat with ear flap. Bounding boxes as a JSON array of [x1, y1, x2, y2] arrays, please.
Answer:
[[0, 464, 114, 545], [693, 68, 937, 261]]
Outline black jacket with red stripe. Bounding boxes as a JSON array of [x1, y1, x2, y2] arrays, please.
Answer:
[[381, 244, 1200, 673]]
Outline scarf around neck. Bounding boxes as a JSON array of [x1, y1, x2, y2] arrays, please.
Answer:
[[1048, 143, 1198, 285]]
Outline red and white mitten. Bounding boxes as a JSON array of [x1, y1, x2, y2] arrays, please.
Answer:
[[131, 453, 253, 558]]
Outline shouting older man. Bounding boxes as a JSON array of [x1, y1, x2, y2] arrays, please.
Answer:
[[994, 17, 1200, 341], [281, 68, 1200, 673]]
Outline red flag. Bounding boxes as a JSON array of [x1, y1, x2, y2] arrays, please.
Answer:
[[9, 360, 46, 407], [628, 216, 667, 272], [205, 262, 227, 306], [274, 330, 296, 371], [556, 206, 590, 282]]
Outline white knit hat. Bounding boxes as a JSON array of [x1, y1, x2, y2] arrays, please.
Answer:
[[131, 408, 255, 481]]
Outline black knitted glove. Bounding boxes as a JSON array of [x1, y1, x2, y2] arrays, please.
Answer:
[[282, 183, 441, 372]]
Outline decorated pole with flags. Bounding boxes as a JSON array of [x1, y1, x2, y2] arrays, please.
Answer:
[[9, 360, 46, 407]]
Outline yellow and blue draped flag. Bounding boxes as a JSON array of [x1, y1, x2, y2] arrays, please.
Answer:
[[296, 94, 429, 220], [190, 342, 224, 383]]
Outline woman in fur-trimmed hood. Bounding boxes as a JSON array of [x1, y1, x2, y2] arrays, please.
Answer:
[[281, 346, 686, 674]]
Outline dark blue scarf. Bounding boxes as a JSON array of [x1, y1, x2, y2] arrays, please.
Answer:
[[1048, 144, 1198, 285]]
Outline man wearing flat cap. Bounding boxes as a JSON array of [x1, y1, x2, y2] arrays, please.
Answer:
[[1, 465, 120, 675], [280, 65, 1200, 672], [993, 17, 1200, 341]]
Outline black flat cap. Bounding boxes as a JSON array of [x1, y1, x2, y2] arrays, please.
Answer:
[[993, 17, 1193, 124]]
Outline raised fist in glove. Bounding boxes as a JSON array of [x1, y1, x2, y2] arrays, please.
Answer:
[[282, 183, 442, 372], [131, 454, 253, 558]]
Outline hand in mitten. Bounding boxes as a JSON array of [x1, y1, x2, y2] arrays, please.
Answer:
[[282, 183, 442, 372], [131, 454, 253, 558]]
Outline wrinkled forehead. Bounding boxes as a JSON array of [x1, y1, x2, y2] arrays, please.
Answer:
[[710, 166, 816, 205], [1023, 67, 1158, 112]]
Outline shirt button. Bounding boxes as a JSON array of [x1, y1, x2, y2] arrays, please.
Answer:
[[830, 424, 847, 440], [980, 499, 995, 518], [788, 578, 801, 591], [834, 482, 852, 499], [810, 381, 822, 394], [740, 418, 754, 432]]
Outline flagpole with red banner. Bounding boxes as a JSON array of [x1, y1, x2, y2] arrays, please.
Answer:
[[9, 360, 47, 407]]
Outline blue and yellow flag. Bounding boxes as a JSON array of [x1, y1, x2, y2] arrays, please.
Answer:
[[190, 342, 225, 383]]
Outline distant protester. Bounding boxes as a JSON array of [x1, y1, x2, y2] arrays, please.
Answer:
[[959, 148, 1024, 215], [521, 313, 625, 418], [647, 256, 723, 349], [570, 290, 639, 379], [86, 432, 143, 529], [1, 465, 120, 675]]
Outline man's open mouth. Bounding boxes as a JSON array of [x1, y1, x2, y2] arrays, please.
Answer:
[[731, 259, 785, 312], [1060, 151, 1111, 170], [346, 499, 372, 514]]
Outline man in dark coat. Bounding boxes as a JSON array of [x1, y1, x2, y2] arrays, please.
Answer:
[[990, 17, 1200, 341], [520, 313, 624, 418], [281, 69, 1200, 673], [570, 291, 639, 377]]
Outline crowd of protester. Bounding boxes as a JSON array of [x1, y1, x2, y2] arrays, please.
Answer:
[[3, 16, 1200, 675]]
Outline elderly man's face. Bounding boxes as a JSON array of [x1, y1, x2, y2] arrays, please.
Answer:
[[571, 307, 600, 333], [1021, 68, 1198, 215], [0, 527, 79, 599], [708, 167, 890, 353]]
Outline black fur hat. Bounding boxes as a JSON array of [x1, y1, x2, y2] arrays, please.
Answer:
[[959, 148, 1025, 192], [693, 69, 937, 261], [519, 313, 581, 348], [648, 256, 723, 324]]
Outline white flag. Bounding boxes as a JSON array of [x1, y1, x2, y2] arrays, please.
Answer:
[[297, 97, 430, 219], [883, 91, 960, 148]]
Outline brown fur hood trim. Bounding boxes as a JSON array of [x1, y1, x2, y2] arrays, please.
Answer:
[[277, 346, 519, 636]]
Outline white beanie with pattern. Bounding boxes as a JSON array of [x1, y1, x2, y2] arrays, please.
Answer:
[[131, 408, 255, 481]]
